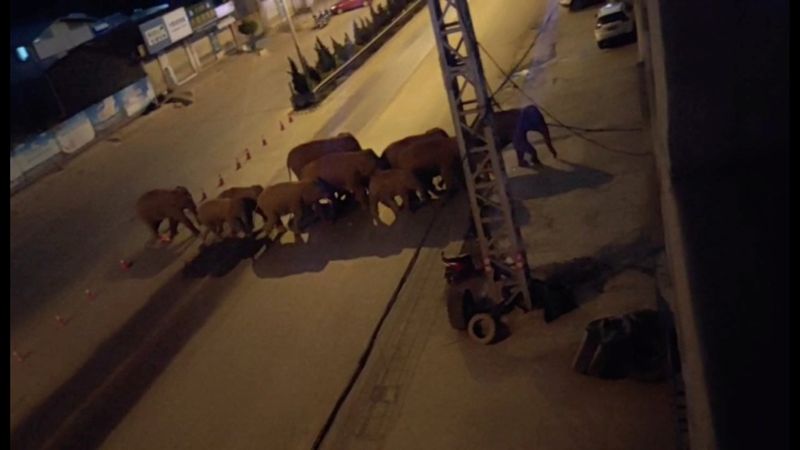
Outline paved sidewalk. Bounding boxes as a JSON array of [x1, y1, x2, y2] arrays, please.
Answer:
[[320, 5, 676, 450]]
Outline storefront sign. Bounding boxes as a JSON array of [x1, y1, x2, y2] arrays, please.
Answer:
[[164, 8, 192, 42], [140, 18, 170, 54], [139, 7, 193, 55], [187, 1, 217, 31], [215, 2, 236, 19]]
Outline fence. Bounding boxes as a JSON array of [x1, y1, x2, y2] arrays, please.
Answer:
[[11, 77, 156, 195]]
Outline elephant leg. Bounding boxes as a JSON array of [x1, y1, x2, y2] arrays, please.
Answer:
[[225, 219, 240, 238], [289, 205, 304, 235], [539, 126, 558, 159], [387, 196, 402, 216], [356, 188, 369, 209], [177, 212, 200, 236], [441, 166, 458, 193], [402, 190, 418, 212], [369, 197, 380, 223], [168, 218, 179, 239], [262, 212, 281, 238], [241, 215, 253, 236], [148, 219, 163, 241]]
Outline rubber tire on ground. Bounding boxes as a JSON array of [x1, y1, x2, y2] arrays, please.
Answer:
[[467, 313, 497, 345], [447, 290, 474, 330]]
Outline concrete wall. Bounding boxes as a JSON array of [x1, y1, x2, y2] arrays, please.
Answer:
[[641, 1, 789, 449]]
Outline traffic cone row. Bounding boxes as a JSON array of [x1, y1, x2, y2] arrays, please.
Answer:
[[22, 125, 283, 366]]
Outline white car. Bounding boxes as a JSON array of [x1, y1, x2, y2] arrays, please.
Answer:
[[594, 2, 636, 48]]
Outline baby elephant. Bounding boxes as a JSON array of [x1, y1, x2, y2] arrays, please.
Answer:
[[197, 198, 253, 244], [368, 169, 427, 223], [218, 185, 264, 230], [136, 186, 199, 242], [256, 179, 332, 238]]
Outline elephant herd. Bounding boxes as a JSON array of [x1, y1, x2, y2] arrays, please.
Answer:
[[135, 105, 557, 246]]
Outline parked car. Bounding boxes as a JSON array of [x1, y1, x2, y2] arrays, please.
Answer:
[[561, 0, 605, 11], [330, 0, 370, 15], [594, 1, 636, 49]]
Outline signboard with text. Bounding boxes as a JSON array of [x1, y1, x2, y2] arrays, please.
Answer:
[[139, 7, 193, 55]]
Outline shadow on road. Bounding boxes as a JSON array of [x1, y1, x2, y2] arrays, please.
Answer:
[[104, 235, 197, 281], [508, 162, 613, 200], [183, 236, 270, 278], [252, 199, 456, 279]]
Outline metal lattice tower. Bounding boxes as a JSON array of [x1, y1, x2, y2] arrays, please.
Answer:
[[426, 0, 532, 310]]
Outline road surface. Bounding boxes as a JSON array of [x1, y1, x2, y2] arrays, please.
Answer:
[[10, 0, 551, 448]]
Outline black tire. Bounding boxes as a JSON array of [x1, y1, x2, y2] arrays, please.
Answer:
[[467, 313, 497, 345], [447, 289, 474, 330]]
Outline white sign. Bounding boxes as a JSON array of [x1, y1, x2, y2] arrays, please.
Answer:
[[143, 23, 169, 49], [164, 8, 192, 43], [215, 2, 235, 19]]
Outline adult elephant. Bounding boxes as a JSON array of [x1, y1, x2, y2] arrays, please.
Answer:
[[286, 132, 362, 180]]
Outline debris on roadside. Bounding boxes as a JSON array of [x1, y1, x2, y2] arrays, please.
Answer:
[[573, 309, 668, 381]]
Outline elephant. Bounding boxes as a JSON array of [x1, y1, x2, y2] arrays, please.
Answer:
[[494, 105, 558, 166], [368, 169, 427, 223], [218, 185, 264, 230], [197, 198, 253, 244], [256, 179, 334, 237], [136, 186, 199, 242], [286, 132, 362, 180], [380, 128, 449, 168], [299, 149, 382, 208], [388, 137, 462, 195]]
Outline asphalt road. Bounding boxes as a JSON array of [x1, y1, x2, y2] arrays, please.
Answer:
[[10, 0, 551, 448]]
